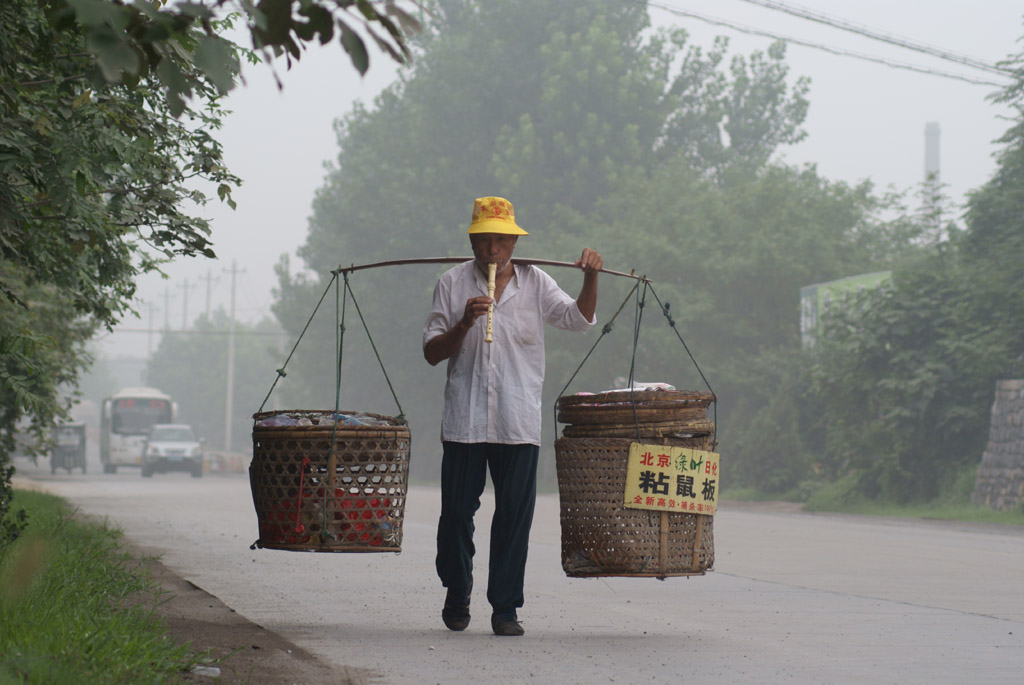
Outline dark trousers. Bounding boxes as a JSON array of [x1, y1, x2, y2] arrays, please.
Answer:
[[435, 441, 539, 613]]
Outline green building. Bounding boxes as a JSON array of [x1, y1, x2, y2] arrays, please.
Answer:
[[799, 271, 891, 347]]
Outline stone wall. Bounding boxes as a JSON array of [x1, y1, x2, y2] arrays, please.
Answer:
[[972, 379, 1024, 511]]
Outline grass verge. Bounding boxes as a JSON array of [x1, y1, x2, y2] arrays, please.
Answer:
[[797, 470, 1024, 526], [0, 489, 205, 683]]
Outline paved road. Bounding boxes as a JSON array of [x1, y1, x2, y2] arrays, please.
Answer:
[[13, 455, 1024, 684]]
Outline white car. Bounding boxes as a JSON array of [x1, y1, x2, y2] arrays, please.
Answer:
[[141, 424, 204, 478]]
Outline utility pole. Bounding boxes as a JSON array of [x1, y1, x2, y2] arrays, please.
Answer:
[[223, 260, 245, 452], [200, 269, 218, 319], [146, 302, 158, 357], [177, 277, 191, 330], [164, 287, 172, 332]]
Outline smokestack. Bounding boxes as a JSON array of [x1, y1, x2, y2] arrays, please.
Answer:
[[924, 122, 940, 182]]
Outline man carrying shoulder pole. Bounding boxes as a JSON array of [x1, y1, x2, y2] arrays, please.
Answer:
[[423, 196, 602, 636]]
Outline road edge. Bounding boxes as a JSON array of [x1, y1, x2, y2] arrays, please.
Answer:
[[133, 544, 376, 684]]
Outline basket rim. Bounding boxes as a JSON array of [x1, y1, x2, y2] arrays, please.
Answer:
[[556, 390, 715, 409], [557, 405, 708, 425], [554, 435, 717, 447], [561, 418, 715, 438], [252, 408, 408, 429], [252, 427, 410, 439]]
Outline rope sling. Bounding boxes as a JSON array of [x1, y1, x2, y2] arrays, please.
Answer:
[[552, 277, 717, 444], [254, 268, 408, 546]]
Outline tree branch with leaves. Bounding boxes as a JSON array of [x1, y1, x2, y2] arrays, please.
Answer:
[[0, 0, 420, 545]]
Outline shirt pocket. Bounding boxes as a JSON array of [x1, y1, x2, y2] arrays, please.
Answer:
[[510, 301, 541, 347]]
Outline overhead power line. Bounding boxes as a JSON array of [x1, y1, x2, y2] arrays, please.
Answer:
[[646, 1, 1009, 88], [735, 0, 1012, 77], [96, 328, 284, 336]]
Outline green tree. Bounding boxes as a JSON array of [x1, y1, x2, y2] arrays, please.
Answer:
[[2, 0, 420, 329], [1, 0, 417, 542], [960, 39, 1024, 372], [580, 157, 915, 495], [659, 38, 809, 181], [0, 0, 240, 539], [279, 0, 681, 481], [27, 0, 418, 117], [809, 247, 996, 502], [800, 35, 1024, 504], [276, 0, 879, 486], [0, 273, 96, 540]]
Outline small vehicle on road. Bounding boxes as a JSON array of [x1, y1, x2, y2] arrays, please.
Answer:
[[101, 387, 176, 473], [51, 423, 87, 474], [141, 424, 204, 478]]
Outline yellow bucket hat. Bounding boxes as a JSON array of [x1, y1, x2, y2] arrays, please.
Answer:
[[467, 196, 529, 235]]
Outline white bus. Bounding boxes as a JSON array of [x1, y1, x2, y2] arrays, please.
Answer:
[[100, 387, 177, 473]]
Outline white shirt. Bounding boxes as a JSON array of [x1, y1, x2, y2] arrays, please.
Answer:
[[423, 261, 595, 445]]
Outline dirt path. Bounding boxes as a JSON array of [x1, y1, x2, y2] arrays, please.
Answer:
[[137, 551, 352, 684]]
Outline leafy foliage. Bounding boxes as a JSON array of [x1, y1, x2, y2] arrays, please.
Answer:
[[809, 247, 1006, 502], [791, 39, 1024, 504], [0, 0, 418, 538], [274, 0, 904, 486], [1, 2, 236, 314], [0, 272, 98, 544], [660, 38, 809, 180], [583, 157, 915, 494], [0, 0, 239, 538], [960, 42, 1024, 365], [37, 0, 419, 116]]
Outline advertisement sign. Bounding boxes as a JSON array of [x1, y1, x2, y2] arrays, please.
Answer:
[[624, 443, 719, 515]]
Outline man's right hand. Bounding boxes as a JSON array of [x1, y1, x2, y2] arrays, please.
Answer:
[[460, 295, 494, 328], [425, 295, 494, 366]]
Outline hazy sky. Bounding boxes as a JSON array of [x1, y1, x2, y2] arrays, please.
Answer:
[[96, 0, 1023, 360]]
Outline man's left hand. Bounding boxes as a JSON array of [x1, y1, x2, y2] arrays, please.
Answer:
[[575, 248, 603, 274]]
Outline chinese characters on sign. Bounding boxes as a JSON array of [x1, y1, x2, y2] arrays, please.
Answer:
[[624, 443, 720, 515]]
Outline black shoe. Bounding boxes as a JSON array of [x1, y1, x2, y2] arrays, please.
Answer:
[[442, 588, 471, 631], [490, 610, 524, 636]]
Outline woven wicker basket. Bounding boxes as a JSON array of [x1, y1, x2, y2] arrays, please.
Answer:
[[555, 435, 715, 577], [250, 410, 410, 552], [554, 390, 716, 578]]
